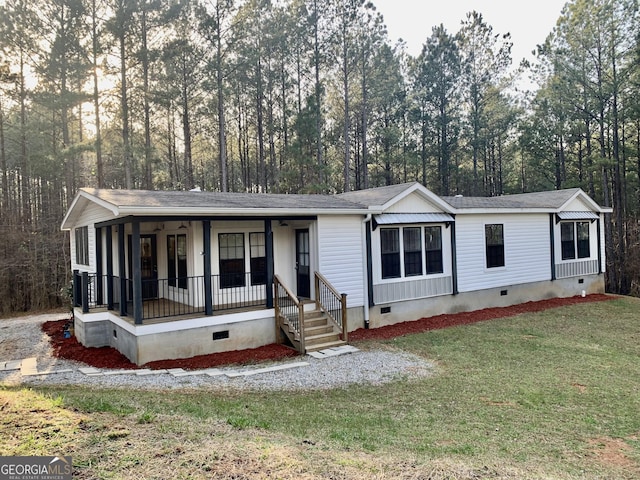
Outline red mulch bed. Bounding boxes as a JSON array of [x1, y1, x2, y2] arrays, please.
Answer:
[[349, 293, 614, 341], [42, 294, 614, 370]]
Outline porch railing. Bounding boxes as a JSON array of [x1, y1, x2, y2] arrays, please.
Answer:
[[73, 271, 269, 322], [314, 272, 348, 343], [273, 274, 305, 353]]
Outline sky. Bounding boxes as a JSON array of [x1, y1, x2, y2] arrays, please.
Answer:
[[372, 0, 568, 65]]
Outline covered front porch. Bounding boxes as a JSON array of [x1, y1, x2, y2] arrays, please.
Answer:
[[72, 271, 348, 365], [72, 214, 318, 323], [71, 214, 348, 363]]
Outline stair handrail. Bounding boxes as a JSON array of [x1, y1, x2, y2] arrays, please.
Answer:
[[314, 272, 348, 343], [273, 274, 305, 353]]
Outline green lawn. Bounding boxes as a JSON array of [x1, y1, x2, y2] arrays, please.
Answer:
[[2, 296, 640, 479]]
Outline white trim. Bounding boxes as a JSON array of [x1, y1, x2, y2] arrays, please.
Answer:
[[78, 308, 275, 336], [374, 213, 454, 225], [556, 211, 599, 220], [379, 183, 456, 214]]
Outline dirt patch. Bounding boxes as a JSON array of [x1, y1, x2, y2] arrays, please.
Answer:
[[480, 397, 517, 407], [571, 382, 587, 393], [588, 436, 638, 470], [43, 294, 614, 371]]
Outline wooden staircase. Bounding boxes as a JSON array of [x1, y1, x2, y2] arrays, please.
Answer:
[[301, 309, 346, 353], [274, 273, 348, 354]]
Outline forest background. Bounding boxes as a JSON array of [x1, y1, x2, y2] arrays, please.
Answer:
[[0, 0, 638, 315]]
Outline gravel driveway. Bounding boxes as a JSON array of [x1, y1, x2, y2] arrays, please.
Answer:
[[0, 313, 434, 391]]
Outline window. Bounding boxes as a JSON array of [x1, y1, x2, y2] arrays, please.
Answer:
[[577, 222, 590, 258], [167, 234, 187, 288], [381, 228, 400, 279], [403, 227, 423, 276], [381, 225, 445, 279], [561, 223, 575, 260], [425, 226, 443, 274], [75, 226, 89, 265], [485, 224, 504, 268], [561, 221, 590, 260], [249, 232, 266, 285], [219, 233, 245, 288]]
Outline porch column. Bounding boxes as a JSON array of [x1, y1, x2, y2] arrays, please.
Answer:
[[95, 227, 103, 305], [549, 214, 556, 281], [118, 223, 127, 316], [131, 220, 143, 325], [106, 225, 114, 310], [597, 214, 602, 274], [450, 220, 458, 295], [365, 219, 374, 308], [73, 269, 80, 307], [265, 219, 274, 308], [203, 220, 213, 315]]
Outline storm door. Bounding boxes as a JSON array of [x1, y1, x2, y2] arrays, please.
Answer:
[[128, 234, 158, 299], [295, 229, 310, 298]]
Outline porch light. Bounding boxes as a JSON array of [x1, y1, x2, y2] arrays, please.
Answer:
[[178, 222, 187, 229], [279, 220, 288, 227]]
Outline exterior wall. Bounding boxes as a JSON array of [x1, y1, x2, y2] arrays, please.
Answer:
[[368, 273, 606, 329], [553, 215, 601, 279], [455, 213, 551, 292], [370, 222, 454, 304], [565, 197, 592, 211], [385, 192, 448, 213], [70, 202, 116, 273], [317, 215, 365, 308], [74, 308, 277, 365]]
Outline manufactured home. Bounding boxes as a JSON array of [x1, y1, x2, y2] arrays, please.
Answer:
[[61, 183, 611, 365]]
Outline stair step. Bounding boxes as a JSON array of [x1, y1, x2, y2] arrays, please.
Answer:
[[305, 331, 341, 346], [305, 340, 347, 353], [304, 324, 334, 336], [304, 317, 329, 328]]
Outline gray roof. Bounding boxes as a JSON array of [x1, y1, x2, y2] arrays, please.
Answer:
[[335, 182, 419, 206], [81, 188, 367, 211], [441, 188, 582, 210]]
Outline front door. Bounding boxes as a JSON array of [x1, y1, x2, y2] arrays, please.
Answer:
[[128, 234, 158, 299], [295, 229, 310, 298]]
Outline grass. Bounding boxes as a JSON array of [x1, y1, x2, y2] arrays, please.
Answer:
[[2, 296, 640, 478]]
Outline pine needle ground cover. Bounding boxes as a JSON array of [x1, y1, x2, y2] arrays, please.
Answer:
[[2, 296, 640, 479]]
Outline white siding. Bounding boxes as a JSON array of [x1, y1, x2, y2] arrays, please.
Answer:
[[70, 202, 116, 273], [386, 192, 445, 213], [555, 260, 599, 278], [373, 276, 453, 304], [456, 213, 551, 292], [564, 197, 591, 211], [317, 215, 365, 308]]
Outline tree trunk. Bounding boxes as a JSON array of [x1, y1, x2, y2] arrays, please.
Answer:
[[181, 63, 194, 189], [0, 97, 8, 218], [360, 48, 368, 190], [19, 50, 31, 228], [312, 0, 323, 185], [342, 28, 350, 193], [141, 3, 152, 189], [256, 54, 266, 192], [91, 0, 104, 188], [119, 31, 132, 189], [215, 3, 228, 192]]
